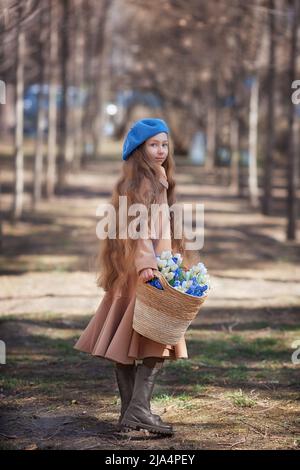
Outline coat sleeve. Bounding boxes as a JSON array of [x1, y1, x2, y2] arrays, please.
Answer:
[[135, 239, 158, 275], [134, 177, 158, 275]]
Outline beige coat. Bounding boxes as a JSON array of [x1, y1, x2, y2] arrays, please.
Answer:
[[74, 167, 188, 364]]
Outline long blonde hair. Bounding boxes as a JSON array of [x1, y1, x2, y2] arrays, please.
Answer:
[[95, 137, 191, 293]]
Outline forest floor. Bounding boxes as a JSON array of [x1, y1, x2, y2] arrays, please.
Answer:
[[0, 152, 300, 450]]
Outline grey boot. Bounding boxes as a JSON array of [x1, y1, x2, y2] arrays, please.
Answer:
[[120, 363, 174, 435], [115, 362, 167, 431], [115, 363, 136, 425]]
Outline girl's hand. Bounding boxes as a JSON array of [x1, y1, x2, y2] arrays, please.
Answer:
[[139, 268, 154, 283]]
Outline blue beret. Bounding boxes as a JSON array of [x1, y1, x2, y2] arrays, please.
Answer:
[[122, 118, 169, 161]]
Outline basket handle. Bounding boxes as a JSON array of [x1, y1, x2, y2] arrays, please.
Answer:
[[152, 269, 172, 290]]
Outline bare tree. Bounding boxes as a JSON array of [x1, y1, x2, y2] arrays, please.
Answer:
[[286, 0, 299, 240], [72, 0, 85, 170], [46, 0, 59, 199], [32, 2, 48, 207], [56, 0, 69, 193], [0, 6, 5, 250], [262, 0, 276, 215], [12, 3, 25, 220], [248, 75, 260, 207], [229, 112, 240, 191], [205, 75, 218, 171]]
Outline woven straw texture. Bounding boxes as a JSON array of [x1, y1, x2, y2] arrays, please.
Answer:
[[133, 270, 206, 345]]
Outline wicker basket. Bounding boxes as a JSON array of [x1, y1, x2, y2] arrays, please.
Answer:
[[133, 270, 207, 345]]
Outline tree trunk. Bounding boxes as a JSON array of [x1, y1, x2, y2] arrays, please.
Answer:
[[64, 7, 76, 167], [12, 5, 25, 220], [46, 0, 58, 199], [56, 0, 69, 193], [72, 0, 85, 170], [82, 6, 100, 163], [33, 4, 47, 208], [229, 113, 240, 191], [287, 0, 299, 240], [0, 16, 5, 249], [33, 84, 46, 207], [262, 0, 276, 215], [205, 79, 218, 170], [248, 76, 260, 208]]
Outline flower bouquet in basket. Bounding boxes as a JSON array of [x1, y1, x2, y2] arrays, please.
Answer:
[[133, 251, 211, 345]]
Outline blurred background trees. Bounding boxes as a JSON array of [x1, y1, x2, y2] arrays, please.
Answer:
[[0, 0, 299, 243]]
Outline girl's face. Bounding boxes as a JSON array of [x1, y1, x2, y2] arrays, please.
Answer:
[[144, 132, 169, 166]]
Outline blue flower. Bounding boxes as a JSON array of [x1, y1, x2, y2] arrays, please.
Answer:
[[186, 287, 195, 295], [154, 251, 210, 298], [147, 278, 163, 290], [173, 268, 181, 281]]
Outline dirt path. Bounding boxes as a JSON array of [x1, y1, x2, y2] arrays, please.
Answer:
[[0, 159, 300, 450]]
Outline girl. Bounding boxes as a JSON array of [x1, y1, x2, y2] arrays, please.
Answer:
[[74, 118, 191, 436]]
